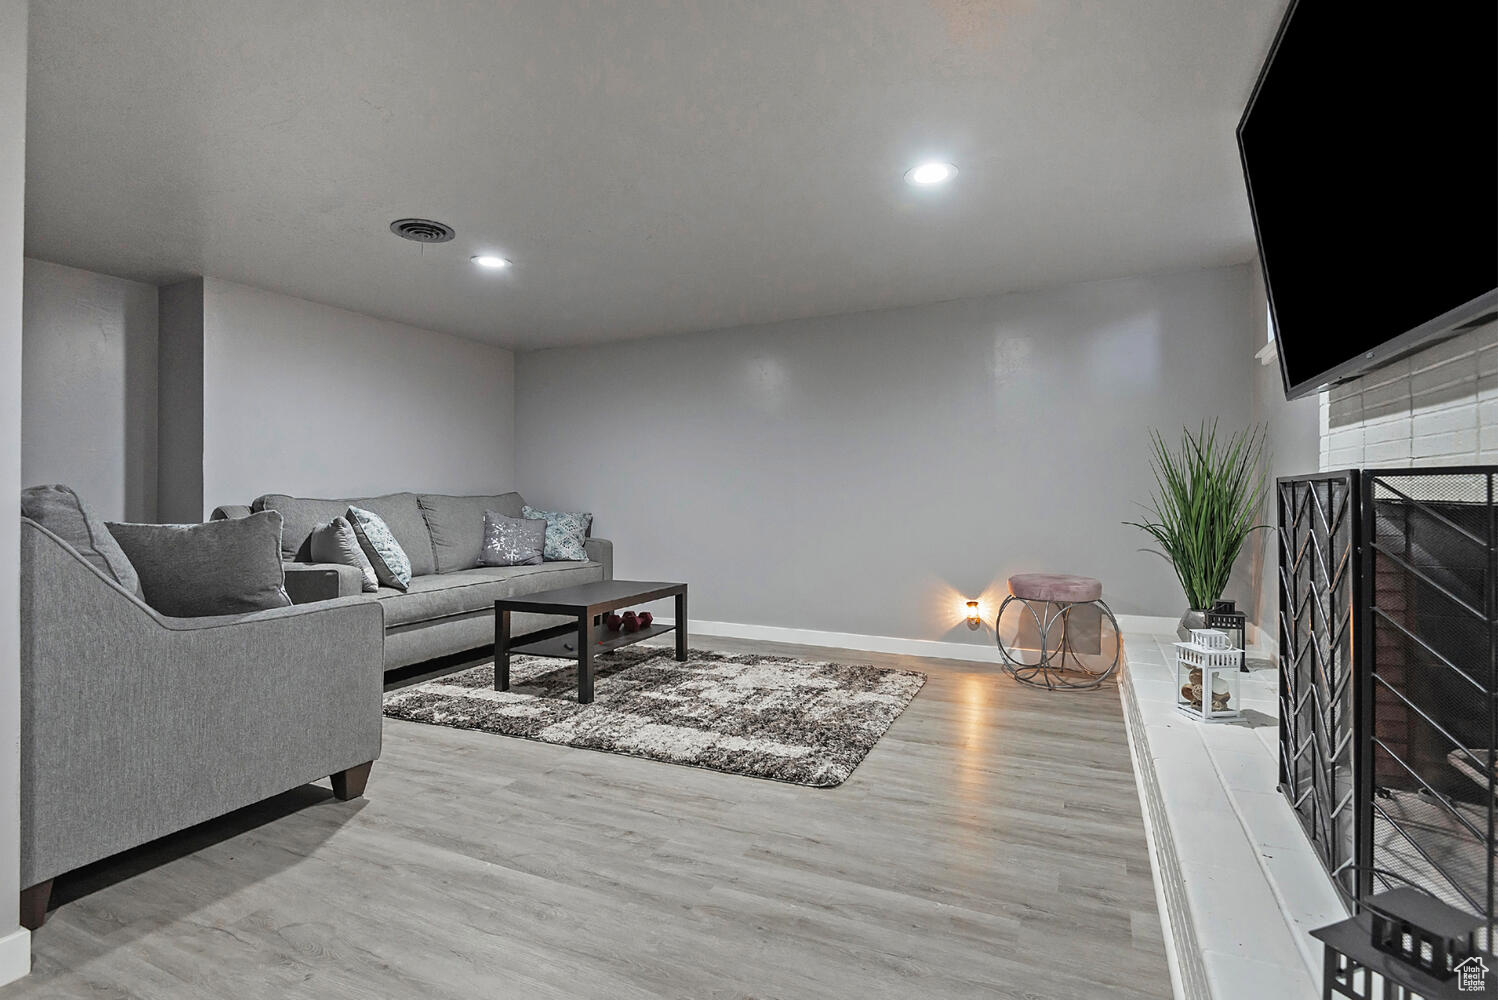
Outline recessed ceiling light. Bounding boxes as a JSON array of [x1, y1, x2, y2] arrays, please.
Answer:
[[471, 255, 511, 269], [905, 162, 957, 186]]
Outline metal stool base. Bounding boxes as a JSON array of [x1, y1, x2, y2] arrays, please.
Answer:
[[995, 595, 1121, 690]]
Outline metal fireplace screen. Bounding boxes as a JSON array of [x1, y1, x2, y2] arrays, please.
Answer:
[[1363, 470, 1496, 945], [1278, 472, 1362, 900]]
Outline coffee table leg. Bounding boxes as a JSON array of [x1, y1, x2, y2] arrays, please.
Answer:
[[578, 612, 595, 704], [495, 608, 511, 691], [675, 590, 688, 661]]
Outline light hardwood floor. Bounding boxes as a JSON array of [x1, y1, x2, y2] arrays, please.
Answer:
[[3, 638, 1169, 1000]]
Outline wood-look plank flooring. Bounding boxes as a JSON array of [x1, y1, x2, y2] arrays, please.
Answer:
[[1, 638, 1169, 1000]]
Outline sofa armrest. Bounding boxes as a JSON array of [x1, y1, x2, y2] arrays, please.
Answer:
[[20, 519, 385, 887], [283, 561, 365, 604], [161, 592, 380, 631], [585, 537, 613, 579], [210, 504, 253, 520]]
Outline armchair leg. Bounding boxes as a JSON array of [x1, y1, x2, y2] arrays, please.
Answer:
[[20, 879, 52, 930], [330, 761, 373, 801]]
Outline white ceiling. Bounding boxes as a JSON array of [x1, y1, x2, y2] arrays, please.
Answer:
[[24, 0, 1285, 350]]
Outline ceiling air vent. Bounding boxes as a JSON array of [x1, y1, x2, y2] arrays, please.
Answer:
[[389, 218, 456, 244]]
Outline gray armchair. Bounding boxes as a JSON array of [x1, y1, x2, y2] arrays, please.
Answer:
[[18, 517, 385, 928]]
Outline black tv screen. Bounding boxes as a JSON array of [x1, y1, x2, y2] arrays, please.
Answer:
[[1238, 1, 1498, 400]]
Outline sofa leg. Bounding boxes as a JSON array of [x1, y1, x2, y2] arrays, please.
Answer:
[[20, 880, 52, 931], [330, 761, 373, 801]]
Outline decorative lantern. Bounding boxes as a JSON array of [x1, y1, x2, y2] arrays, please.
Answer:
[[1366, 887, 1485, 980], [1174, 629, 1242, 722], [1205, 599, 1248, 672], [1312, 887, 1492, 999]]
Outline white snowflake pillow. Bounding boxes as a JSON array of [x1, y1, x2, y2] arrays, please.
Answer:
[[479, 512, 546, 566]]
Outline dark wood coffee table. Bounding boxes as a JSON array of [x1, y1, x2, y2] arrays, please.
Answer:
[[494, 580, 687, 704]]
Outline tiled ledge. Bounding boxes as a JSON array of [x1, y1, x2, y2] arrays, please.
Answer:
[[1120, 631, 1348, 1000]]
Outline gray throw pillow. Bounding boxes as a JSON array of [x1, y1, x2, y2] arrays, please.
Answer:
[[21, 484, 142, 594], [478, 512, 546, 566], [346, 505, 412, 591], [105, 511, 293, 617], [310, 516, 379, 592]]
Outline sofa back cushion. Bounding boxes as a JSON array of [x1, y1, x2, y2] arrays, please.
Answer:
[[21, 484, 141, 595], [105, 510, 293, 617], [418, 492, 524, 573], [254, 492, 437, 576]]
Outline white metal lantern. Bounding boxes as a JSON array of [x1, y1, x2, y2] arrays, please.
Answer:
[[1174, 628, 1243, 723]]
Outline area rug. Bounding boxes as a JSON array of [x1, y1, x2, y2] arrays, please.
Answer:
[[382, 646, 926, 787]]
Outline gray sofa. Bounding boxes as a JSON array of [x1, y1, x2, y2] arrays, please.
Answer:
[[19, 516, 384, 928], [212, 491, 612, 672]]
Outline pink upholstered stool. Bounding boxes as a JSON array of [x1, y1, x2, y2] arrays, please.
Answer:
[[996, 573, 1120, 689]]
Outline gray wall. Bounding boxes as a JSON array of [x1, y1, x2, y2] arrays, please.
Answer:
[[24, 267, 519, 524], [0, 0, 26, 977], [196, 278, 516, 515], [22, 259, 158, 521], [518, 265, 1257, 647], [1246, 265, 1320, 640]]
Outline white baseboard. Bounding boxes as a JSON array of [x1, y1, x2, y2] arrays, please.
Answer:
[[650, 613, 1181, 663], [0, 927, 29, 986], [653, 617, 1003, 662]]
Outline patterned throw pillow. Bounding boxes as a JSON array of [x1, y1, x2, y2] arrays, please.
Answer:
[[345, 505, 412, 590], [478, 512, 546, 567], [522, 505, 592, 562]]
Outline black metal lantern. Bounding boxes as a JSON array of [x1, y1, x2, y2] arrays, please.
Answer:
[[1366, 888, 1483, 981], [1205, 599, 1248, 672], [1313, 887, 1492, 999]]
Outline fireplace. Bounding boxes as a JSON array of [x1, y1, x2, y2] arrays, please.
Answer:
[[1278, 468, 1497, 946]]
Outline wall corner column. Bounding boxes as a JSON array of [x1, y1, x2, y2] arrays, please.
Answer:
[[0, 0, 32, 984], [156, 278, 205, 522]]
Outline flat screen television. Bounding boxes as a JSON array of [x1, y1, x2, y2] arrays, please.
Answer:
[[1238, 1, 1498, 401]]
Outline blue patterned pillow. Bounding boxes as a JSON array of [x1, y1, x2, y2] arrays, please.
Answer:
[[346, 505, 412, 590], [522, 505, 592, 562]]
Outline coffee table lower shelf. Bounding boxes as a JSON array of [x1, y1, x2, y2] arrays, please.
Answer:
[[510, 622, 676, 659]]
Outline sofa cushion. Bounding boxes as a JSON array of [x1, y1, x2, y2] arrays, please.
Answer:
[[255, 492, 436, 575], [105, 510, 293, 617], [417, 492, 524, 573], [346, 506, 413, 591], [376, 561, 605, 627], [21, 484, 140, 595], [309, 516, 378, 592]]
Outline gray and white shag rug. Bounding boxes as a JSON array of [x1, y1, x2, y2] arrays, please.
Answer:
[[383, 646, 926, 787]]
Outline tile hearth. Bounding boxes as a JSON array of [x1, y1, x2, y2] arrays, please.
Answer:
[[1121, 629, 1348, 1000]]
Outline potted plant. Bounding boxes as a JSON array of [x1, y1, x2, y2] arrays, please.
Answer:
[[1126, 422, 1267, 640]]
